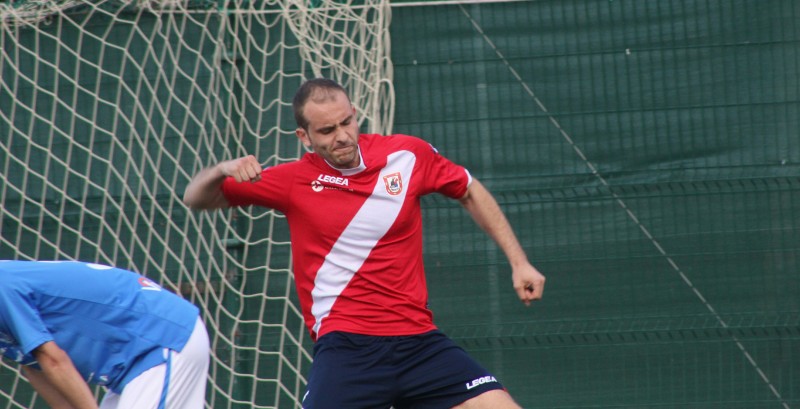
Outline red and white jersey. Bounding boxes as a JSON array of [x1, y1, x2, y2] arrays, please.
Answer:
[[221, 134, 472, 340]]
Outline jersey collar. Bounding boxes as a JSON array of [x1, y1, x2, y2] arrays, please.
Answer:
[[324, 146, 366, 176]]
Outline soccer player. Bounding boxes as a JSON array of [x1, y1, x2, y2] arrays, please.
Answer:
[[183, 78, 546, 408], [0, 260, 209, 409]]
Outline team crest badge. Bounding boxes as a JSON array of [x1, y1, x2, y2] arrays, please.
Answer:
[[383, 172, 403, 195], [139, 276, 163, 291]]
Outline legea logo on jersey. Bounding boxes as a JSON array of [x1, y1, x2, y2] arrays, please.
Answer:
[[465, 375, 498, 390], [383, 172, 403, 195], [138, 276, 162, 291], [312, 174, 350, 192]]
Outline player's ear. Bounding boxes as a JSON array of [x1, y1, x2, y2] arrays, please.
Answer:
[[295, 127, 311, 148]]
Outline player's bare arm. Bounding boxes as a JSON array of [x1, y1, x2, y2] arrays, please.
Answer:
[[22, 366, 79, 409], [458, 178, 546, 306], [27, 341, 98, 409], [183, 155, 262, 209]]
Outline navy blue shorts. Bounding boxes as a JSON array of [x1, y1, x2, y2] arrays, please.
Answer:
[[301, 330, 505, 409]]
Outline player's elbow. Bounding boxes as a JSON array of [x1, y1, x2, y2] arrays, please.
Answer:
[[182, 189, 203, 209], [32, 342, 72, 372], [183, 188, 227, 210], [182, 189, 202, 208]]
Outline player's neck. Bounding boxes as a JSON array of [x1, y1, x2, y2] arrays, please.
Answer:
[[324, 147, 366, 176]]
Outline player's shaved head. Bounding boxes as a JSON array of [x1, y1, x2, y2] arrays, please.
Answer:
[[293, 78, 350, 130]]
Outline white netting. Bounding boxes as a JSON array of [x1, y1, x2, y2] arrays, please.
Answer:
[[0, 0, 82, 25], [0, 0, 393, 408]]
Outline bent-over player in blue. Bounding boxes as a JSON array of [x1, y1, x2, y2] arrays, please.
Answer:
[[0, 260, 209, 409]]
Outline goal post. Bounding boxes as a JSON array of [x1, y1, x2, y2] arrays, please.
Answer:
[[0, 0, 393, 408]]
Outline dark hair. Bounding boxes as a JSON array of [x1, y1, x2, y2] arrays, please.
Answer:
[[293, 78, 349, 130]]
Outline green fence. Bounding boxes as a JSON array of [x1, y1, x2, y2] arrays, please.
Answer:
[[391, 1, 799, 407], [1, 0, 798, 407]]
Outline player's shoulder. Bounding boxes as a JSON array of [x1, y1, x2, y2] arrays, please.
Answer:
[[0, 261, 51, 298], [0, 262, 25, 296], [363, 133, 438, 153], [371, 133, 426, 145], [264, 156, 314, 174]]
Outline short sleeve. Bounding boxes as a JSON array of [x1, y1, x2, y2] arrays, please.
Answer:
[[0, 285, 52, 359], [415, 139, 472, 199], [221, 164, 298, 213]]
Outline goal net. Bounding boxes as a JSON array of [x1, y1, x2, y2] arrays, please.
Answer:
[[0, 0, 393, 407]]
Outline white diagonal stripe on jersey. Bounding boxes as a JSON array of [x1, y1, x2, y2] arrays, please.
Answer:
[[310, 150, 416, 336]]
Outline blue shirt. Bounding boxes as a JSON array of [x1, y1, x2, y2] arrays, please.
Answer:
[[0, 261, 200, 393]]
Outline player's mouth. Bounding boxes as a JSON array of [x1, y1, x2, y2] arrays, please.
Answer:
[[333, 144, 354, 154]]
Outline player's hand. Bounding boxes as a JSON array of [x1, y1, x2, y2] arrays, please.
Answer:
[[219, 155, 262, 183], [512, 263, 545, 307]]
